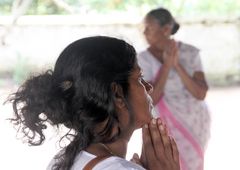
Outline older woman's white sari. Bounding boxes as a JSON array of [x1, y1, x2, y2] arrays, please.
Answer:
[[138, 42, 211, 170]]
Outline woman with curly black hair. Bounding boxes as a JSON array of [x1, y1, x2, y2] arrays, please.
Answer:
[[7, 36, 179, 170]]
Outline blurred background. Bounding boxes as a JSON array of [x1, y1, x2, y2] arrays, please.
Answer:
[[0, 0, 240, 170]]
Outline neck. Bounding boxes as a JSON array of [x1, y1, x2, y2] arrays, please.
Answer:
[[105, 138, 129, 158], [108, 126, 135, 158], [86, 138, 129, 158], [148, 46, 164, 62], [149, 46, 163, 53], [86, 120, 135, 158]]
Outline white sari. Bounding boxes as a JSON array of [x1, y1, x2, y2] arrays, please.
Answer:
[[138, 42, 211, 170]]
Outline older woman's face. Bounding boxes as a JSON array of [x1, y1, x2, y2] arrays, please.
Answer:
[[143, 17, 171, 47], [127, 63, 153, 128]]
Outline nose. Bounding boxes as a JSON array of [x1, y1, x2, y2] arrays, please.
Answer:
[[143, 80, 153, 94]]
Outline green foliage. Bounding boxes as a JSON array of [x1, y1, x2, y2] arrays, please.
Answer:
[[0, 0, 12, 15], [0, 0, 240, 16], [185, 0, 240, 17], [27, 0, 65, 15], [0, 0, 12, 4], [72, 0, 156, 13]]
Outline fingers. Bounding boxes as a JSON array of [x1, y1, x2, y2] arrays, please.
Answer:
[[148, 118, 165, 160], [144, 118, 173, 159], [131, 153, 142, 165], [163, 40, 178, 67], [142, 119, 181, 170], [140, 142, 147, 167], [158, 119, 172, 158], [147, 118, 176, 158], [170, 137, 180, 163], [142, 124, 156, 163], [167, 40, 178, 54], [168, 40, 179, 67]]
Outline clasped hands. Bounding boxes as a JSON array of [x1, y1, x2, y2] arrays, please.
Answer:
[[162, 39, 179, 69], [131, 118, 180, 170]]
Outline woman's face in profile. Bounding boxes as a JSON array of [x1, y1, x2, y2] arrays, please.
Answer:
[[144, 17, 165, 45], [127, 63, 153, 128], [143, 17, 171, 47]]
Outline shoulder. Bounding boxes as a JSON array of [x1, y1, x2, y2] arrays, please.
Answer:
[[178, 41, 200, 55], [48, 151, 96, 170], [94, 156, 146, 170], [137, 50, 150, 59], [137, 50, 154, 67]]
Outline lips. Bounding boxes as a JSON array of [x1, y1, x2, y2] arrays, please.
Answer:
[[147, 95, 155, 118]]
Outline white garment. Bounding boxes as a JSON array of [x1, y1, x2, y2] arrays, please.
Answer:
[[47, 150, 145, 170], [137, 42, 211, 170], [137, 42, 210, 149]]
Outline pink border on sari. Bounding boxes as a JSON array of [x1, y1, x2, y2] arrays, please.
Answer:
[[157, 99, 204, 170], [154, 69, 204, 170]]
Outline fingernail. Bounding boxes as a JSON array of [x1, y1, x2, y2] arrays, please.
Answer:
[[151, 118, 156, 124], [144, 124, 148, 128], [159, 124, 164, 131], [164, 124, 169, 134]]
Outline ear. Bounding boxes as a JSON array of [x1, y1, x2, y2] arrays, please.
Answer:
[[111, 82, 126, 109], [162, 24, 172, 36]]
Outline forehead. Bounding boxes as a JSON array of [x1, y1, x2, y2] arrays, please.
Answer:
[[144, 18, 162, 30], [144, 16, 159, 25]]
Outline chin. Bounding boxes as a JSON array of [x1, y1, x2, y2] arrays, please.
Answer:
[[136, 118, 151, 129], [144, 114, 153, 126]]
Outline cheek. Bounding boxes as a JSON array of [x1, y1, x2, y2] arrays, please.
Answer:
[[146, 33, 158, 45], [145, 36, 155, 46], [133, 94, 152, 127], [145, 30, 153, 40]]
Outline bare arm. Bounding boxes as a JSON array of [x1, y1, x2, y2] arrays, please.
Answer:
[[150, 40, 178, 105], [175, 64, 208, 100], [150, 64, 170, 105], [172, 41, 208, 100]]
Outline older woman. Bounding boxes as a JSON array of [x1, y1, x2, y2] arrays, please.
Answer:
[[138, 8, 211, 170]]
